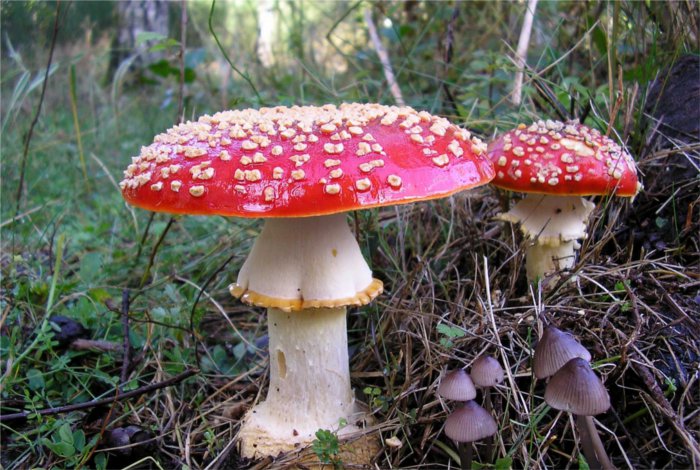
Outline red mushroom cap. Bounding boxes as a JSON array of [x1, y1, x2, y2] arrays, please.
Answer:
[[487, 120, 640, 197], [120, 103, 494, 218]]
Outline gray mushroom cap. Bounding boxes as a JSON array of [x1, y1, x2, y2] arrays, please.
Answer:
[[444, 400, 498, 443], [438, 369, 477, 402], [533, 325, 592, 379], [471, 355, 505, 387], [544, 358, 611, 416]]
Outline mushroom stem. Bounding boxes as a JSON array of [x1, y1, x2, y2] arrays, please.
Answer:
[[483, 388, 494, 461], [231, 213, 379, 310], [577, 414, 601, 469], [579, 415, 615, 470], [525, 239, 578, 282], [458, 442, 473, 470], [238, 307, 361, 457], [497, 194, 594, 283]]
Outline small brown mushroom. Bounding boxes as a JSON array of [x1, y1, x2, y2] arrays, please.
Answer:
[[533, 325, 591, 379], [470, 354, 504, 461], [445, 401, 498, 470], [545, 358, 613, 470], [471, 355, 505, 388], [438, 369, 477, 402]]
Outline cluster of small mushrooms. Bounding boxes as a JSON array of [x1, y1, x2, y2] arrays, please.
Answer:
[[119, 103, 640, 465], [437, 355, 503, 469], [534, 325, 613, 470]]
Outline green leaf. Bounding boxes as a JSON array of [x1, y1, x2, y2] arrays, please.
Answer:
[[135, 31, 168, 45], [149, 38, 181, 52], [58, 422, 74, 445], [88, 288, 111, 303], [495, 456, 513, 470], [232, 342, 246, 360], [183, 67, 196, 83], [591, 25, 607, 56], [437, 323, 466, 339], [94, 452, 107, 470], [27, 368, 45, 390], [79, 252, 103, 283], [578, 453, 591, 470], [312, 428, 340, 464], [46, 440, 75, 458], [72, 430, 86, 452], [148, 60, 177, 78]]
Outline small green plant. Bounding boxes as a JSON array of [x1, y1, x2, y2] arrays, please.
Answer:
[[363, 386, 392, 411], [312, 428, 342, 468], [40, 420, 98, 467], [437, 323, 466, 348]]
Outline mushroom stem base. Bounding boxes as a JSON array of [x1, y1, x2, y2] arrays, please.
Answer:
[[525, 239, 579, 282], [238, 307, 372, 459]]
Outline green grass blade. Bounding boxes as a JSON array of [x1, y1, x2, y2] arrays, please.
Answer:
[[69, 65, 88, 188]]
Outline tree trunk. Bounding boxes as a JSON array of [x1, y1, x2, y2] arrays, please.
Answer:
[[108, 0, 171, 80]]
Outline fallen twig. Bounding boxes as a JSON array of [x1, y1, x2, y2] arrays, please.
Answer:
[[70, 338, 122, 353], [0, 369, 198, 423]]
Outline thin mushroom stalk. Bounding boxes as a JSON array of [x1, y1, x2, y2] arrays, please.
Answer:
[[458, 442, 473, 470], [470, 355, 504, 463], [482, 389, 495, 461], [578, 415, 615, 470]]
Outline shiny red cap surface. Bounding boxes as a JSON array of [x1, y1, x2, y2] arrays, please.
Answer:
[[121, 103, 494, 217], [487, 120, 640, 197]]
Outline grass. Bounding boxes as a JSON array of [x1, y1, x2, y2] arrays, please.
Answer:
[[1, 1, 699, 469]]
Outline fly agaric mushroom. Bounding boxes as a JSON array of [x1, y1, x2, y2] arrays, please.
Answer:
[[545, 358, 613, 470], [487, 120, 641, 282], [120, 103, 494, 459]]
